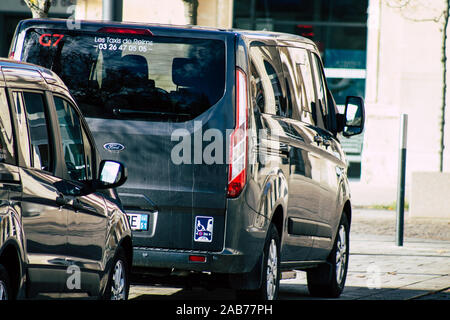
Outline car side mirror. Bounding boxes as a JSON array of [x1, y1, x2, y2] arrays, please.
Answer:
[[343, 96, 365, 137], [97, 160, 127, 189]]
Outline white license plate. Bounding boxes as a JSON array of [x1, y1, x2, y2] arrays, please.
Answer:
[[126, 213, 149, 231]]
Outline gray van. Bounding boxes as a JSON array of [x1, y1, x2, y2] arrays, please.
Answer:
[[10, 19, 365, 299]]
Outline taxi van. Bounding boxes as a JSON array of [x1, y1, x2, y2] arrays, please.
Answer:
[[10, 19, 364, 299]]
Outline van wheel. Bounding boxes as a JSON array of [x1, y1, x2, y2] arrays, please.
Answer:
[[307, 214, 349, 298], [103, 247, 130, 300], [237, 223, 281, 300], [0, 264, 11, 300]]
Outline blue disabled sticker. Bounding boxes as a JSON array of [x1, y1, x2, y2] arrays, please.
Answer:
[[194, 216, 213, 243]]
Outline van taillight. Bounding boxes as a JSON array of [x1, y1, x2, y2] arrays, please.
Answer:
[[227, 68, 248, 198]]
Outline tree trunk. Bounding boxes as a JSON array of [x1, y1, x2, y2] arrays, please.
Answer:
[[24, 0, 51, 19], [439, 1, 449, 172], [183, 0, 199, 25]]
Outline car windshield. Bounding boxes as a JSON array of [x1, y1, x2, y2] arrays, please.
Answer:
[[21, 29, 226, 122]]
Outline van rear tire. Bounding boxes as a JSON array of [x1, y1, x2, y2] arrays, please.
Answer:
[[236, 223, 280, 300], [307, 214, 350, 298]]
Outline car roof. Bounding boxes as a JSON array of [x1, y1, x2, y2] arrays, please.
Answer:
[[0, 58, 68, 90], [15, 18, 317, 47]]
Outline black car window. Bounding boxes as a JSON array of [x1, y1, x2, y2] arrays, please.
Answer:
[[249, 44, 288, 117], [278, 46, 297, 120], [286, 47, 316, 126], [21, 29, 225, 122], [12, 92, 31, 167], [54, 96, 92, 182], [0, 89, 15, 165], [22, 92, 52, 172], [250, 60, 266, 113], [311, 53, 329, 130]]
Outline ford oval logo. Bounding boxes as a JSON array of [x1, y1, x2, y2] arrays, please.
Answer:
[[103, 142, 125, 152]]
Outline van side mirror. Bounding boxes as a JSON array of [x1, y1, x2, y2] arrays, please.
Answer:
[[343, 96, 365, 137], [97, 160, 127, 189]]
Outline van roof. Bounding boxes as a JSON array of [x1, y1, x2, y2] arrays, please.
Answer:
[[15, 18, 317, 47], [0, 58, 68, 90]]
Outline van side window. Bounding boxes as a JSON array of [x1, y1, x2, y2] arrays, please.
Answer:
[[22, 92, 52, 172], [249, 61, 265, 113], [54, 97, 93, 181], [249, 44, 288, 117], [278, 46, 296, 120], [12, 92, 31, 167], [0, 89, 15, 164], [287, 47, 316, 126], [311, 53, 329, 130]]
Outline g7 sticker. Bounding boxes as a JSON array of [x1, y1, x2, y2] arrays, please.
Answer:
[[39, 34, 65, 47]]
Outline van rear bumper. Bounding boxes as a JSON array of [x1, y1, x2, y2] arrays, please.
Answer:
[[132, 196, 269, 275], [132, 246, 258, 274]]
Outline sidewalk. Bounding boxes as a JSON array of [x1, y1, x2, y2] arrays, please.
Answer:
[[130, 209, 450, 300], [280, 232, 450, 300]]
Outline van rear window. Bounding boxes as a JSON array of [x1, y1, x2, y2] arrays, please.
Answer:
[[21, 29, 226, 122]]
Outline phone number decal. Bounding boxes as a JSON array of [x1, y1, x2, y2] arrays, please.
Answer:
[[93, 36, 153, 52]]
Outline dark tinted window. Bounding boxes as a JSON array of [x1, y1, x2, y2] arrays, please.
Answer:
[[311, 53, 329, 130], [249, 44, 288, 117], [0, 89, 15, 164], [279, 46, 303, 121], [287, 47, 316, 126], [235, 0, 368, 24], [12, 92, 31, 167], [23, 92, 52, 171], [54, 97, 91, 181], [22, 29, 226, 122]]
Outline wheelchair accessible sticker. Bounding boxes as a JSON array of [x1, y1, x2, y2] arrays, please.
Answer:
[[194, 216, 213, 243]]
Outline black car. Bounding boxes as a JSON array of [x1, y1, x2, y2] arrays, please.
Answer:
[[0, 59, 132, 300], [10, 19, 364, 300]]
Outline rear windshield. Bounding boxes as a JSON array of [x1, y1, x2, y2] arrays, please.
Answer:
[[21, 28, 226, 122]]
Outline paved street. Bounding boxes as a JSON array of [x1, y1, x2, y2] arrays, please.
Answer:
[[129, 232, 450, 300], [281, 234, 450, 300]]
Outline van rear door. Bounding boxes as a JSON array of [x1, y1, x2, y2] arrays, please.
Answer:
[[14, 22, 236, 252]]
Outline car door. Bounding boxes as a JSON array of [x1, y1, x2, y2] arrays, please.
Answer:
[[308, 52, 347, 260], [276, 45, 335, 263], [10, 89, 69, 294], [249, 43, 319, 263], [52, 95, 107, 294]]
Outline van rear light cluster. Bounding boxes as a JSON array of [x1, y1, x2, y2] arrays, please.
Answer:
[[97, 27, 153, 36], [227, 68, 248, 198]]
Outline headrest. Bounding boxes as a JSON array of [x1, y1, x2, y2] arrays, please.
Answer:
[[120, 54, 148, 79], [172, 57, 200, 87]]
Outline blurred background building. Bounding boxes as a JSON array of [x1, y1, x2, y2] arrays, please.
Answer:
[[2, 0, 449, 215]]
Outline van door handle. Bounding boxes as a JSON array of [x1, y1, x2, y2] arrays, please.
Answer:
[[279, 143, 290, 157]]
